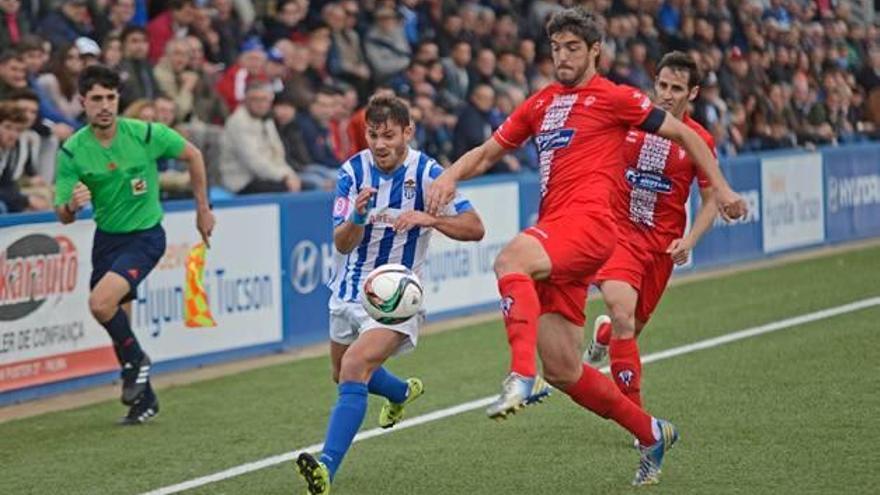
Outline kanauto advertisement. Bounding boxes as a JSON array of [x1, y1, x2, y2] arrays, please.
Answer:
[[0, 222, 117, 393], [0, 204, 283, 394]]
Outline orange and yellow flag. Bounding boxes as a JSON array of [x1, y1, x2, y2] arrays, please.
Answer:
[[184, 242, 217, 328]]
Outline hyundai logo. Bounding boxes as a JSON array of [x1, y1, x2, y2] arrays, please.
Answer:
[[289, 240, 321, 294]]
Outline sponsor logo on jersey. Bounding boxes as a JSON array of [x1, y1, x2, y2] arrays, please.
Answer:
[[535, 129, 576, 152], [625, 168, 673, 194]]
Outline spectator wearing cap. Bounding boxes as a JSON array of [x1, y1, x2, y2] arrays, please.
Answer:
[[294, 86, 339, 168], [35, 43, 84, 124], [75, 37, 102, 67], [215, 36, 267, 112], [220, 82, 301, 194], [324, 1, 371, 101], [154, 37, 200, 121], [365, 7, 411, 84], [146, 0, 196, 64], [95, 0, 136, 42], [36, 0, 94, 48], [118, 26, 161, 110], [265, 46, 287, 94], [0, 0, 30, 47]]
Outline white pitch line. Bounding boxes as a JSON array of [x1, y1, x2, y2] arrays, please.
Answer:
[[141, 296, 880, 495]]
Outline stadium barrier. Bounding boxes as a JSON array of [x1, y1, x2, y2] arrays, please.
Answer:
[[2, 144, 879, 404]]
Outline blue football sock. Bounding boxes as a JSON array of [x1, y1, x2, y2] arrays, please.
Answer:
[[320, 381, 368, 480], [367, 366, 408, 403], [101, 307, 144, 365]]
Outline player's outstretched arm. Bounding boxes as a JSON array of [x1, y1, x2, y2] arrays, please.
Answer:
[[334, 187, 375, 254], [426, 137, 508, 215], [667, 186, 717, 265], [654, 113, 747, 221], [179, 142, 216, 247], [393, 209, 485, 241]]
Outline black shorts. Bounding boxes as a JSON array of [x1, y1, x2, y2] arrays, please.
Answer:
[[90, 224, 166, 303]]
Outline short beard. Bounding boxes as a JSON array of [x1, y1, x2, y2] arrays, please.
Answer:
[[90, 118, 114, 130]]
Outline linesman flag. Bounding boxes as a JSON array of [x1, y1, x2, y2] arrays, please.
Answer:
[[184, 242, 217, 328]]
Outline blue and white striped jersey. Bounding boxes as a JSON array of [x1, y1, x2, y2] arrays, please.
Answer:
[[328, 147, 472, 308]]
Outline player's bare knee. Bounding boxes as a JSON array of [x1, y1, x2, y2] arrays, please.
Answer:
[[338, 352, 371, 383], [88, 293, 116, 322], [608, 305, 636, 337], [542, 360, 580, 389], [493, 248, 521, 278]]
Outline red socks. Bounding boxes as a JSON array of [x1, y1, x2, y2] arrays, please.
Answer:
[[498, 273, 540, 377], [564, 364, 656, 446], [609, 338, 643, 407]]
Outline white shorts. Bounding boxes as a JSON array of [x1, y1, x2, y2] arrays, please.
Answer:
[[328, 302, 425, 356]]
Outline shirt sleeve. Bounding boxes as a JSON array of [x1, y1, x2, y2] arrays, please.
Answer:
[[694, 132, 716, 189], [53, 147, 79, 207], [147, 122, 187, 160], [332, 165, 357, 227], [493, 93, 538, 149], [614, 85, 656, 128], [424, 160, 473, 216]]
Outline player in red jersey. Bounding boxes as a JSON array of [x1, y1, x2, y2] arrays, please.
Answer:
[[427, 9, 747, 485], [584, 52, 720, 416]]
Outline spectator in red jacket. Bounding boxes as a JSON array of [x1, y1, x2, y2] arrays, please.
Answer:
[[215, 37, 268, 112]]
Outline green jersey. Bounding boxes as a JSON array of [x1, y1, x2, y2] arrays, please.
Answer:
[[55, 118, 186, 233]]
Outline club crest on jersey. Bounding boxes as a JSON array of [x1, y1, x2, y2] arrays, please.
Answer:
[[625, 168, 673, 194], [583, 95, 596, 108], [535, 129, 575, 152], [404, 178, 417, 199]]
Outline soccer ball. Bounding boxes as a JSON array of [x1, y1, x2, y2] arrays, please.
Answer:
[[361, 264, 424, 324]]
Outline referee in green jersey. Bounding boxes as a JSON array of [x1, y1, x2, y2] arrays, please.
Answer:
[[54, 65, 215, 425]]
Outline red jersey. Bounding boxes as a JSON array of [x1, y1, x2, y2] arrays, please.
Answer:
[[614, 113, 714, 252], [494, 76, 656, 219]]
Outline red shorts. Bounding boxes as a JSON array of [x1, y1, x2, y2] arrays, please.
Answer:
[[524, 212, 616, 326], [594, 236, 674, 323]]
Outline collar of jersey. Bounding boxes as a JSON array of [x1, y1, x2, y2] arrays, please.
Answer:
[[369, 148, 413, 180]]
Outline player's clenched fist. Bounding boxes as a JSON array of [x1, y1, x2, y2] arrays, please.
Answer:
[[716, 187, 747, 222], [354, 187, 377, 215], [68, 182, 91, 212]]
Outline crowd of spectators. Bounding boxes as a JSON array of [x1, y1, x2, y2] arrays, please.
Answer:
[[2, 0, 880, 214]]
